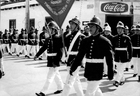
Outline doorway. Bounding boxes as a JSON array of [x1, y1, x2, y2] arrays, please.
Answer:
[[105, 14, 133, 35]]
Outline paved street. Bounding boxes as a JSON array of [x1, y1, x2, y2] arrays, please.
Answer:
[[0, 53, 140, 96]]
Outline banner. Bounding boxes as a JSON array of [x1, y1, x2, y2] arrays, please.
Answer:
[[36, 0, 75, 28]]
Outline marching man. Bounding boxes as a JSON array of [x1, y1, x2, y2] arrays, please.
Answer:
[[34, 21, 64, 96], [103, 23, 114, 77], [130, 24, 140, 82], [10, 29, 19, 55], [61, 17, 85, 96], [70, 16, 114, 96], [112, 21, 133, 87]]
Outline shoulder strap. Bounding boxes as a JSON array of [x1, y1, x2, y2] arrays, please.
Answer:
[[67, 31, 81, 53]]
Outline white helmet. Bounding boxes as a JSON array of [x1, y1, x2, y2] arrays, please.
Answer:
[[116, 21, 124, 28], [104, 24, 111, 32]]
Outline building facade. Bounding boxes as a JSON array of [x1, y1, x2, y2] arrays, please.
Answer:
[[0, 0, 140, 35]]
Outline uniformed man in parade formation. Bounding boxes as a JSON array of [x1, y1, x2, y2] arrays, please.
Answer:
[[61, 17, 85, 96], [83, 25, 90, 36], [102, 23, 115, 77], [69, 16, 114, 96], [10, 29, 19, 55], [17, 29, 28, 57], [38, 26, 50, 60], [0, 45, 4, 79], [112, 21, 133, 87], [27, 26, 39, 58], [34, 21, 64, 96], [124, 25, 130, 36], [130, 24, 140, 82], [3, 29, 12, 55], [0, 31, 4, 53], [124, 25, 131, 72]]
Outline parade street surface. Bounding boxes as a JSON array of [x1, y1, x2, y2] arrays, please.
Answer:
[[0, 54, 140, 96]]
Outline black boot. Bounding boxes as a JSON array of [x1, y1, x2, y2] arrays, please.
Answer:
[[0, 70, 2, 79], [125, 68, 129, 72], [120, 81, 125, 85], [53, 90, 63, 94], [113, 81, 119, 87], [35, 92, 45, 96], [133, 74, 137, 77], [138, 76, 140, 82]]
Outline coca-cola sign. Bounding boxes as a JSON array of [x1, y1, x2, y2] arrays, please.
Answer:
[[101, 2, 128, 13]]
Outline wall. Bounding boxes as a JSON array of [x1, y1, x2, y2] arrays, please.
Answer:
[[0, 0, 95, 33]]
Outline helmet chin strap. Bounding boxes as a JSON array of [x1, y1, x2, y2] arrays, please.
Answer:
[[71, 25, 79, 33], [92, 26, 100, 36]]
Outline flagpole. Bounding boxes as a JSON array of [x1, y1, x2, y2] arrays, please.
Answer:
[[25, 0, 30, 33]]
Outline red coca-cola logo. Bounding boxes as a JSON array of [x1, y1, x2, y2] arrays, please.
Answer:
[[101, 2, 128, 13]]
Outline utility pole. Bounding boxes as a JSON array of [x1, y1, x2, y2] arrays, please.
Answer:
[[25, 0, 30, 33]]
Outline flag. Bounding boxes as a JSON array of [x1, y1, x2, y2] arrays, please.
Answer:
[[36, 0, 75, 28]]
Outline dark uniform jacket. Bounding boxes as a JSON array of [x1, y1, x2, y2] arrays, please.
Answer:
[[3, 33, 10, 44], [10, 33, 19, 43], [0, 33, 3, 44], [130, 34, 140, 57], [70, 35, 114, 80], [64, 31, 85, 66], [39, 32, 49, 46], [103, 34, 114, 43], [35, 35, 63, 67], [18, 33, 28, 45], [112, 34, 132, 62], [28, 32, 38, 45]]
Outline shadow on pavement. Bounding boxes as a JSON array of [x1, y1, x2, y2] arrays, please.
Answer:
[[26, 62, 47, 65]]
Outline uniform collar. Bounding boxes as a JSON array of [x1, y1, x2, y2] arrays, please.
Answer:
[[90, 34, 100, 40], [71, 30, 78, 36]]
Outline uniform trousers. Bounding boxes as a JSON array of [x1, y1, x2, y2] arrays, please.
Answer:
[[3, 44, 11, 53], [61, 66, 84, 96], [85, 80, 103, 96], [133, 58, 140, 75], [103, 57, 108, 75], [0, 44, 4, 53], [115, 62, 127, 82], [17, 45, 27, 55], [27, 45, 39, 56], [125, 61, 131, 69], [41, 67, 64, 94], [0, 58, 4, 72], [11, 43, 18, 54]]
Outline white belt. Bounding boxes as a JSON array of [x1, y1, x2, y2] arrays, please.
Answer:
[[115, 48, 127, 51], [86, 58, 104, 63], [47, 53, 57, 56], [133, 47, 140, 49], [68, 51, 78, 55]]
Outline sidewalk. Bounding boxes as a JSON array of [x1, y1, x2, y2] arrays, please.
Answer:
[[0, 54, 140, 96]]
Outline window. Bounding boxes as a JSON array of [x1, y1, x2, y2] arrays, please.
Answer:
[[30, 19, 35, 28], [9, 19, 16, 30]]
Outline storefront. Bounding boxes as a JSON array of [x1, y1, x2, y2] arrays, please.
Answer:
[[95, 0, 140, 35]]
